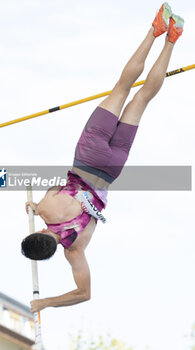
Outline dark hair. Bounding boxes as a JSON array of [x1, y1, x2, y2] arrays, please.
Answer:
[[21, 233, 57, 261]]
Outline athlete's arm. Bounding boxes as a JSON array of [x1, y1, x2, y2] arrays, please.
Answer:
[[30, 219, 95, 313], [30, 248, 90, 312], [50, 248, 90, 306]]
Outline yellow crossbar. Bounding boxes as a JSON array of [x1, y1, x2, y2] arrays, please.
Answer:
[[0, 64, 194, 128]]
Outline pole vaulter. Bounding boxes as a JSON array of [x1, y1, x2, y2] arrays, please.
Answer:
[[20, 4, 193, 314]]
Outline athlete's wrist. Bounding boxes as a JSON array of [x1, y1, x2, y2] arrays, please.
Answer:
[[45, 297, 53, 307]]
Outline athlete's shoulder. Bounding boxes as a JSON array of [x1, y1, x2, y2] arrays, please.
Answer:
[[68, 217, 96, 251]]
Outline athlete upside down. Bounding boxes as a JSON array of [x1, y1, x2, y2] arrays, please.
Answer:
[[21, 3, 184, 313]]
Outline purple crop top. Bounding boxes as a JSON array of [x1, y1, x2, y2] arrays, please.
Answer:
[[46, 171, 107, 249]]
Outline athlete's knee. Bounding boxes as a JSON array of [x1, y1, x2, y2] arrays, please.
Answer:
[[99, 82, 129, 116], [113, 80, 130, 97], [119, 61, 145, 88], [135, 86, 153, 105]]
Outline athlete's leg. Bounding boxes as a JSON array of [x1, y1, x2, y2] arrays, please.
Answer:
[[119, 12, 184, 126], [99, 27, 156, 117], [119, 36, 174, 126], [107, 13, 184, 181], [104, 39, 173, 180], [98, 2, 174, 118], [74, 26, 159, 172]]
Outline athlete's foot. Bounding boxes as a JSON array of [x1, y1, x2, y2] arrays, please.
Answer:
[[152, 2, 172, 37], [167, 15, 184, 43]]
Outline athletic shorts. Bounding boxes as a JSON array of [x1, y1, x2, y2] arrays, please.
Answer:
[[73, 106, 138, 183]]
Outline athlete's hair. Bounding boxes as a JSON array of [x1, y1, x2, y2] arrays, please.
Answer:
[[21, 233, 57, 261]]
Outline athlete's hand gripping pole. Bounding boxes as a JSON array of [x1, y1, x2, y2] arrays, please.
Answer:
[[26, 184, 42, 350]]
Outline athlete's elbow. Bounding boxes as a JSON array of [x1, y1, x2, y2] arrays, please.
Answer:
[[82, 289, 91, 302], [83, 295, 90, 302]]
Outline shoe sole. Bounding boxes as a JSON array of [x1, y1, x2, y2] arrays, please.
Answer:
[[162, 2, 173, 26], [172, 14, 185, 28]]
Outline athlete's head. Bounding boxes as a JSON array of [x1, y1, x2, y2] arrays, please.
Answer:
[[21, 231, 57, 261]]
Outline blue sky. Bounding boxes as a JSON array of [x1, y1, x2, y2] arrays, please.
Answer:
[[0, 1, 195, 349]]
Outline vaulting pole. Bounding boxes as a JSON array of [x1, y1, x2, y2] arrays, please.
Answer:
[[26, 185, 42, 350], [0, 64, 194, 129]]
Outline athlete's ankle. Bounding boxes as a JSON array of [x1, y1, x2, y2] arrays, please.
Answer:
[[150, 26, 157, 38], [165, 33, 175, 45]]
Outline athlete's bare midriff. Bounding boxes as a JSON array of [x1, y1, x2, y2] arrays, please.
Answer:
[[72, 166, 110, 189]]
